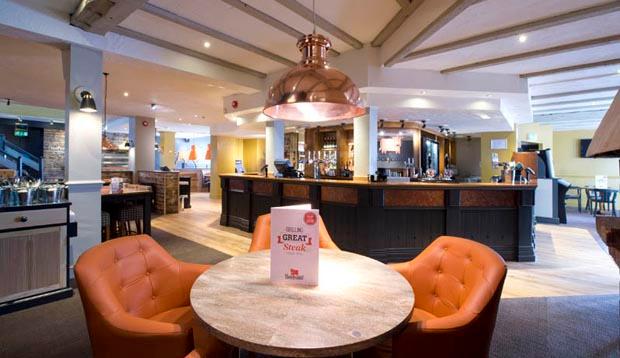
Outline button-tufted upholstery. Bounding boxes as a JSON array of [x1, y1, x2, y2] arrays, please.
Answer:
[[248, 213, 340, 252], [75, 235, 227, 358], [365, 236, 507, 358]]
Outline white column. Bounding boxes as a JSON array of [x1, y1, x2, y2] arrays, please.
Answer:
[[62, 44, 103, 268], [265, 120, 284, 175], [132, 116, 156, 172], [354, 107, 378, 179]]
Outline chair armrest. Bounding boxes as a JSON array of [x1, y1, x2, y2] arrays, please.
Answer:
[[105, 311, 186, 337], [179, 262, 210, 299], [101, 311, 193, 357], [418, 310, 477, 331]]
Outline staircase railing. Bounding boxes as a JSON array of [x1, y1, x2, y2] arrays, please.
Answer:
[[0, 135, 43, 178]]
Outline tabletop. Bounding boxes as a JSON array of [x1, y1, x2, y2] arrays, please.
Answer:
[[100, 187, 152, 196], [190, 249, 414, 357]]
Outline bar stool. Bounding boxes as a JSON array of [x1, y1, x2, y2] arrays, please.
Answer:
[[101, 211, 111, 242], [117, 205, 143, 236]]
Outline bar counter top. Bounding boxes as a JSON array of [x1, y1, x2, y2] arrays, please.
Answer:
[[219, 173, 536, 190]]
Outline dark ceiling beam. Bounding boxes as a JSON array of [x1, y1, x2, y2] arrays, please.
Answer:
[[273, 0, 363, 49], [141, 3, 296, 67], [371, 0, 424, 47], [111, 27, 266, 78], [403, 2, 620, 61], [220, 0, 339, 56], [384, 0, 482, 67], [71, 0, 147, 35], [441, 35, 620, 73], [520, 58, 620, 78], [530, 86, 620, 101]]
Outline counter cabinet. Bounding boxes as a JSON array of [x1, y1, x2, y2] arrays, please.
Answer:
[[0, 202, 73, 314], [220, 175, 536, 262]]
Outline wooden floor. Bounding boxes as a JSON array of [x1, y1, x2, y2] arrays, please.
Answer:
[[153, 193, 619, 299]]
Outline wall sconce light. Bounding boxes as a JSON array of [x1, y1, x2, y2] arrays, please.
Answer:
[[400, 120, 405, 128], [74, 87, 97, 113], [421, 120, 426, 129], [379, 119, 384, 128]]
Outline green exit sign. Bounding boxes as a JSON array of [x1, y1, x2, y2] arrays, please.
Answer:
[[14, 123, 28, 137]]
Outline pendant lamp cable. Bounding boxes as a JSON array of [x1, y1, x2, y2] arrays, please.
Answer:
[[312, 0, 316, 34], [103, 72, 109, 136]]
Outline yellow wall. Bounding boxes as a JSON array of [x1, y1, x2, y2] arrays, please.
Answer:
[[553, 129, 620, 207], [517, 123, 553, 150], [210, 136, 244, 199], [480, 131, 517, 181], [158, 131, 176, 168], [243, 138, 266, 172]]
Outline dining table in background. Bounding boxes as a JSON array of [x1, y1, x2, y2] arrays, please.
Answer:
[[191, 249, 414, 357], [100, 185, 153, 235]]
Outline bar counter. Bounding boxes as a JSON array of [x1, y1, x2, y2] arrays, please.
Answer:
[[219, 174, 537, 262]]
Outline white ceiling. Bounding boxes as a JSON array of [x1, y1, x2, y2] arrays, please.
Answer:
[[1, 0, 619, 134], [0, 33, 253, 131]]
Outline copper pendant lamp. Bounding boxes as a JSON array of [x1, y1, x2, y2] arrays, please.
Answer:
[[263, 1, 364, 122]]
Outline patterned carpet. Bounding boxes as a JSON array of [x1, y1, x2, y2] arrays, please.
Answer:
[[0, 228, 617, 358]]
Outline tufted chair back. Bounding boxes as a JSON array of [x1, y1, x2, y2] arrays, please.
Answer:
[[249, 213, 340, 252], [388, 236, 507, 358], [75, 235, 208, 358]]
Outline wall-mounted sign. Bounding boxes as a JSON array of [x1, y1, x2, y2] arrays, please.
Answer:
[[270, 204, 319, 286], [491, 138, 508, 150], [14, 122, 28, 137]]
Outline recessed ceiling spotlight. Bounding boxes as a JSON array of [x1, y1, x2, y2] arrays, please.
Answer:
[[218, 86, 225, 89], [203, 41, 211, 48], [193, 114, 198, 118], [208, 84, 215, 87], [150, 103, 158, 110], [379, 130, 385, 136], [518, 34, 527, 43], [479, 113, 490, 119], [123, 92, 129, 97], [178, 118, 182, 121], [420, 90, 427, 95]]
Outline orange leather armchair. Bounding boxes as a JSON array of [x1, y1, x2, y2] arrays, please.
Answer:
[[248, 213, 340, 252], [369, 236, 507, 358], [75, 234, 228, 358]]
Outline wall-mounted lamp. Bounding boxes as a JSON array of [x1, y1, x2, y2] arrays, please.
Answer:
[[74, 87, 97, 113], [379, 119, 384, 128], [420, 120, 426, 129], [400, 120, 405, 128]]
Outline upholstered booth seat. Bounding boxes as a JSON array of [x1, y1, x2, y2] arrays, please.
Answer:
[[248, 213, 340, 252], [362, 236, 507, 358], [75, 234, 229, 358]]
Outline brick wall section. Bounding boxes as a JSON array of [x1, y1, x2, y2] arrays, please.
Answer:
[[42, 128, 65, 182]]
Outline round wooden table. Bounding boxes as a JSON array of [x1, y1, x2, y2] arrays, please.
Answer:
[[190, 249, 414, 357]]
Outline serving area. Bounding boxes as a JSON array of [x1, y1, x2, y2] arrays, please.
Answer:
[[220, 174, 536, 262]]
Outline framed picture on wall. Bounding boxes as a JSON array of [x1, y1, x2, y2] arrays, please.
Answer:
[[490, 138, 508, 150]]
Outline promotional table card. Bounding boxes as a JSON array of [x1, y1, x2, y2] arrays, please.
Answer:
[[270, 204, 319, 286]]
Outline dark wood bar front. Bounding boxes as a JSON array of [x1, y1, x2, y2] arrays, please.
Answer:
[[219, 174, 537, 262]]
